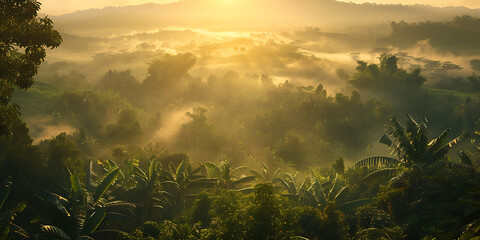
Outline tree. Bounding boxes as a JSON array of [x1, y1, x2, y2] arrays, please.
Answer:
[[470, 59, 480, 73], [282, 171, 372, 214], [333, 158, 345, 175], [380, 54, 398, 73], [142, 53, 196, 92], [204, 161, 256, 190], [246, 183, 280, 240], [104, 109, 143, 145], [0, 0, 62, 135], [250, 163, 283, 183], [178, 107, 221, 153], [160, 160, 217, 213], [127, 157, 169, 221], [353, 116, 478, 238], [356, 115, 471, 183], [349, 55, 426, 94], [97, 70, 142, 104], [436, 61, 462, 78], [0, 119, 43, 185], [0, 178, 30, 239], [37, 168, 130, 239], [48, 132, 83, 180], [274, 132, 308, 169]]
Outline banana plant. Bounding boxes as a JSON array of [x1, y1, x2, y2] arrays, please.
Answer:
[[356, 115, 472, 183], [160, 160, 217, 212], [278, 171, 302, 194], [283, 171, 372, 213], [36, 167, 130, 239], [249, 162, 283, 183], [127, 157, 171, 220], [0, 178, 29, 240], [457, 180, 480, 240], [204, 161, 256, 190], [97, 157, 139, 189]]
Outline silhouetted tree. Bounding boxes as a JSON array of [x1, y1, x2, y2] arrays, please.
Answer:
[[0, 0, 62, 135]]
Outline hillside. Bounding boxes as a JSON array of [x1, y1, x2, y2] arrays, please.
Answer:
[[51, 0, 480, 35]]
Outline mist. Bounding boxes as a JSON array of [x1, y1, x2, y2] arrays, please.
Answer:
[[4, 1, 480, 239], [18, 11, 480, 167]]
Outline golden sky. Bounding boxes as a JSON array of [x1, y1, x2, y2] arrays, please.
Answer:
[[40, 0, 178, 15], [40, 0, 480, 15]]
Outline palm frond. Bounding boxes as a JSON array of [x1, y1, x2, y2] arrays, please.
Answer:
[[405, 114, 419, 138], [458, 151, 473, 166], [327, 176, 345, 201], [279, 178, 296, 194], [82, 208, 106, 235], [337, 198, 374, 213], [133, 166, 147, 182], [70, 173, 83, 201], [104, 212, 135, 223], [433, 161, 478, 173], [187, 179, 218, 189], [362, 168, 399, 182], [71, 202, 86, 236], [414, 122, 429, 160], [10, 223, 29, 239], [231, 176, 256, 188], [433, 133, 469, 161], [282, 193, 301, 202], [162, 181, 181, 189], [204, 162, 220, 178], [299, 176, 311, 191], [35, 189, 68, 215], [41, 225, 71, 240], [272, 168, 282, 179], [389, 116, 414, 160], [232, 166, 247, 173], [298, 189, 319, 207], [334, 185, 349, 202], [93, 167, 120, 203], [236, 188, 254, 194], [355, 156, 399, 168], [191, 164, 205, 177], [459, 219, 480, 240], [104, 201, 136, 211], [249, 170, 264, 181], [379, 134, 392, 147], [176, 160, 188, 179], [86, 161, 93, 190], [310, 175, 327, 205], [428, 129, 450, 152]]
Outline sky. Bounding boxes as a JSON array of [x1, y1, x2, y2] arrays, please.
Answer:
[[40, 0, 178, 15], [40, 0, 480, 15]]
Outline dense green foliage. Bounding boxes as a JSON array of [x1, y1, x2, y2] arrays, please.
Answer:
[[378, 15, 480, 55], [0, 0, 62, 135], [3, 2, 480, 240]]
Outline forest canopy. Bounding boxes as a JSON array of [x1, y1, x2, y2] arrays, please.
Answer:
[[2, 1, 480, 240]]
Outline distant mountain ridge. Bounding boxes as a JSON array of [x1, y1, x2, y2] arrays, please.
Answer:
[[51, 0, 480, 36]]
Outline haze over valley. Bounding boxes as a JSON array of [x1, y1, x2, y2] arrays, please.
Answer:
[[3, 1, 480, 239]]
